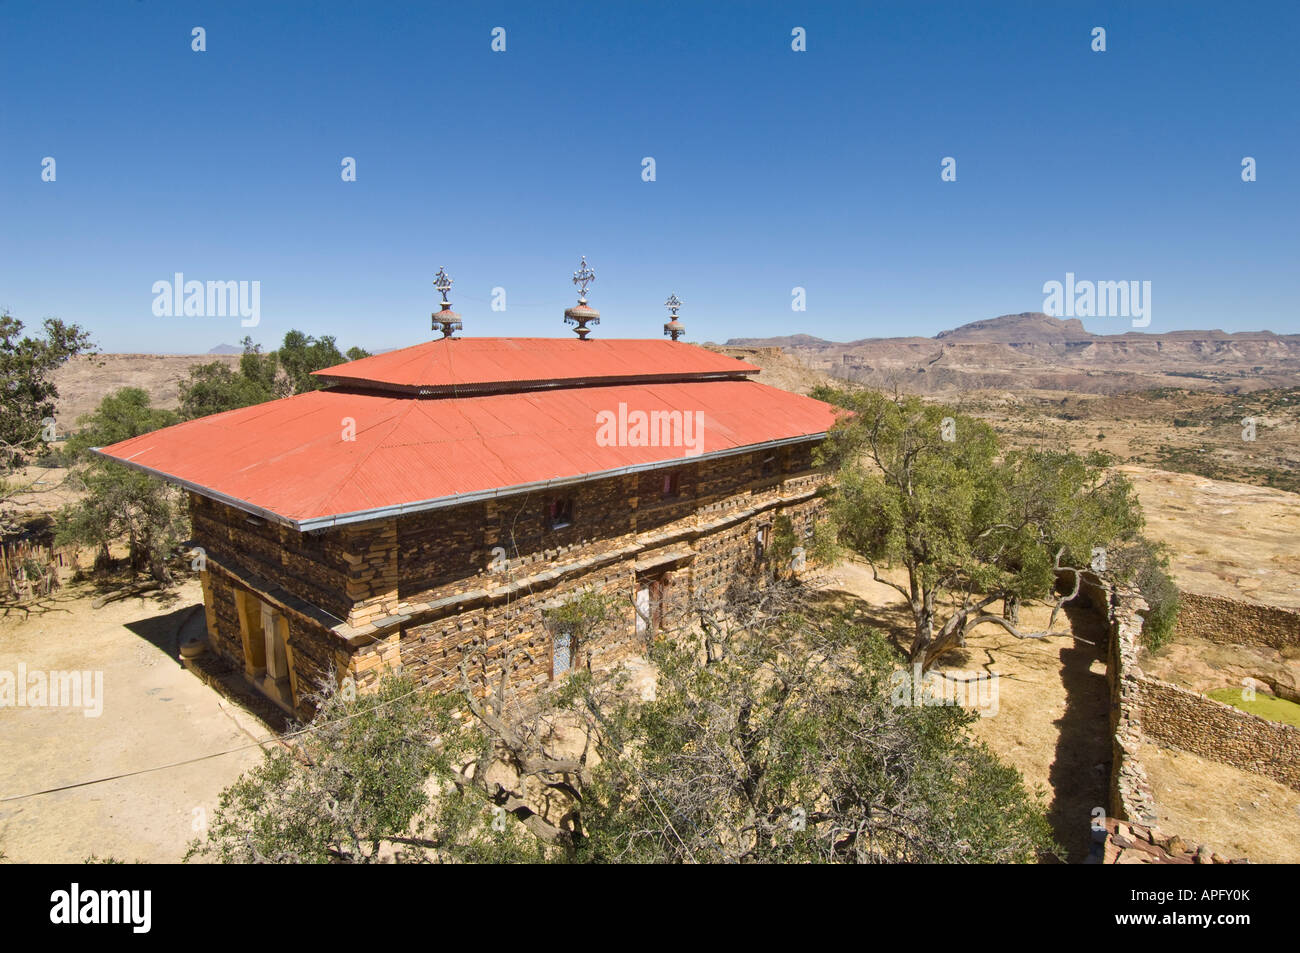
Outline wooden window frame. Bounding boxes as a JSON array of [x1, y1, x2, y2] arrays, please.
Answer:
[[661, 470, 681, 499], [546, 496, 575, 531]]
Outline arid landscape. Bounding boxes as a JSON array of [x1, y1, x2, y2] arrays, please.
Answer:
[[716, 313, 1300, 862], [4, 313, 1298, 864]]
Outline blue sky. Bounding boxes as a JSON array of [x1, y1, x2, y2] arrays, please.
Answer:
[[2, 0, 1297, 353]]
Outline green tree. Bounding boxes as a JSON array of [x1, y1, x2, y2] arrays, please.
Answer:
[[191, 585, 1057, 863], [570, 592, 1056, 862], [187, 674, 542, 864], [178, 360, 273, 420], [0, 311, 93, 462], [1108, 536, 1181, 650], [0, 312, 93, 514], [65, 388, 177, 455], [178, 332, 368, 419], [277, 330, 345, 395], [56, 389, 186, 583], [812, 386, 1151, 668], [238, 336, 280, 397]]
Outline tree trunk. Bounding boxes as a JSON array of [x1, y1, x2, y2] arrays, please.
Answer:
[[907, 603, 935, 664], [149, 552, 173, 586], [913, 607, 971, 671], [1003, 594, 1020, 625]]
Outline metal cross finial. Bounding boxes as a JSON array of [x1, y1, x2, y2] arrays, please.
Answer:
[[434, 266, 453, 303], [665, 293, 682, 318], [572, 256, 595, 301]]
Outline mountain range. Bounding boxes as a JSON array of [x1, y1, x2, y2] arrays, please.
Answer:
[[722, 313, 1300, 394]]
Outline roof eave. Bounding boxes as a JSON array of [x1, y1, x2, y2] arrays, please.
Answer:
[[92, 433, 827, 533]]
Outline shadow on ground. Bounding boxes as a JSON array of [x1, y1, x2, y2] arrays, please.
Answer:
[[123, 603, 198, 665], [1045, 604, 1110, 863]]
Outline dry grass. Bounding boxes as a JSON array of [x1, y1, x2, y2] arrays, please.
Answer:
[[1139, 741, 1300, 863]]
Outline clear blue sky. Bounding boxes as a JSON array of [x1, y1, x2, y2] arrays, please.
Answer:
[[2, 0, 1296, 353]]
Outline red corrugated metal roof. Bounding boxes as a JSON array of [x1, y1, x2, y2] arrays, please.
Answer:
[[96, 379, 839, 529], [313, 337, 760, 393]]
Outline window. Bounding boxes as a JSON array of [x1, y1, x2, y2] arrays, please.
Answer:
[[755, 524, 770, 562], [547, 496, 574, 530], [552, 627, 575, 678], [661, 470, 681, 498], [760, 453, 777, 477]]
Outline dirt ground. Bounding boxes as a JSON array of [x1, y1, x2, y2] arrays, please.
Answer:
[[822, 560, 1109, 863], [1142, 634, 1300, 704], [1139, 741, 1300, 863], [0, 579, 271, 863], [1117, 465, 1300, 608]]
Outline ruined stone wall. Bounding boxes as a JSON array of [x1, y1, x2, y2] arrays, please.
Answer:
[[1087, 817, 1243, 865], [1175, 590, 1300, 649], [1135, 677, 1300, 791], [1095, 570, 1300, 840], [1087, 574, 1162, 827]]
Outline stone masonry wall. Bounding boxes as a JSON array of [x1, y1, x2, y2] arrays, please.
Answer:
[[190, 494, 352, 620], [1097, 567, 1300, 855], [190, 440, 829, 717], [1175, 590, 1300, 649], [359, 492, 826, 698], [1135, 676, 1300, 791]]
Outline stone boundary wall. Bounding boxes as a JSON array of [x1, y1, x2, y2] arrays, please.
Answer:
[[1175, 590, 1300, 649], [1092, 571, 1300, 840], [1136, 676, 1300, 791], [1082, 573, 1161, 826]]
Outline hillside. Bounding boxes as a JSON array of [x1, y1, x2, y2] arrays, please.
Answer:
[[50, 353, 241, 427], [727, 313, 1300, 395]]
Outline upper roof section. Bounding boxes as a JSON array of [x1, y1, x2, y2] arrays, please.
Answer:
[[312, 337, 761, 395]]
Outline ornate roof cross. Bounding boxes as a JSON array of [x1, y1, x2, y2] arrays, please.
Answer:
[[434, 266, 453, 305], [431, 266, 462, 339], [564, 256, 600, 339], [663, 292, 685, 341], [572, 256, 595, 303]]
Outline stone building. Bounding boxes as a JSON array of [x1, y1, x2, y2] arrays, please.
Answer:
[[96, 281, 839, 717]]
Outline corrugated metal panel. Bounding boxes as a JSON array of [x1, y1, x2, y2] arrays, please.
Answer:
[[96, 379, 841, 527], [313, 337, 760, 391]]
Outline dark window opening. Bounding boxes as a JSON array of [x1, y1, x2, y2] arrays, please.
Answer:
[[547, 496, 574, 530], [661, 470, 681, 498], [760, 453, 777, 477]]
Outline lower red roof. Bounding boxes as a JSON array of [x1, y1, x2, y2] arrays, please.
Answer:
[[95, 380, 839, 529]]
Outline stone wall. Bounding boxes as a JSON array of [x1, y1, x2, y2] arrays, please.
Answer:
[[1135, 676, 1300, 791], [190, 439, 828, 718], [1175, 590, 1300, 649], [367, 492, 826, 699], [1091, 575, 1161, 827], [190, 494, 352, 620], [1094, 567, 1300, 860]]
